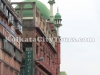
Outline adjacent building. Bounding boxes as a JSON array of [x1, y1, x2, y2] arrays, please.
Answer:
[[0, 0, 62, 75], [0, 0, 23, 75]]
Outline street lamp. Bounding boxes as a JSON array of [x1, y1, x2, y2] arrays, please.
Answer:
[[28, 57, 44, 65], [36, 57, 44, 61]]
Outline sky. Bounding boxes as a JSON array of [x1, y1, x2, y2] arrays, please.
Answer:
[[11, 0, 100, 75]]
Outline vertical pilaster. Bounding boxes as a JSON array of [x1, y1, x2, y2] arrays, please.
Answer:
[[57, 28, 59, 36], [1, 63, 4, 75], [33, 2, 36, 27], [18, 4, 24, 21], [8, 66, 10, 75]]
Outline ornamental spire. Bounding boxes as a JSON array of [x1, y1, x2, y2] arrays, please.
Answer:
[[57, 7, 59, 13]]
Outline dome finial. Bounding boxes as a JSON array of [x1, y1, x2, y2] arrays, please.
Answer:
[[55, 8, 61, 19]]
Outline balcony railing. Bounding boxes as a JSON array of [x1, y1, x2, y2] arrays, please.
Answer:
[[0, 1, 8, 19], [8, 12, 14, 26], [0, 1, 13, 27], [0, 5, 3, 13], [4, 5, 8, 18], [15, 22, 23, 34]]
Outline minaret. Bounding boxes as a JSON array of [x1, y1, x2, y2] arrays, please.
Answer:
[[54, 7, 62, 36], [48, 0, 55, 22]]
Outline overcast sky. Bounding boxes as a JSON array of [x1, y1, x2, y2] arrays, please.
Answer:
[[11, 0, 100, 75]]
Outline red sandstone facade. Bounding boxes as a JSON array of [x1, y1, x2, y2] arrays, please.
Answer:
[[0, 0, 23, 75], [11, 1, 61, 75]]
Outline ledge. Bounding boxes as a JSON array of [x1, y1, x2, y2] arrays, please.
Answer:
[[0, 20, 16, 37], [0, 58, 20, 72]]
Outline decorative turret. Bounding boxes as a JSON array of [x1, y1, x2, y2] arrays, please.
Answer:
[[55, 8, 61, 19], [48, 0, 55, 22], [54, 7, 62, 36]]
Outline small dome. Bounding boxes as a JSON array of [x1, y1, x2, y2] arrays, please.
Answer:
[[22, 0, 50, 19], [55, 13, 61, 19]]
